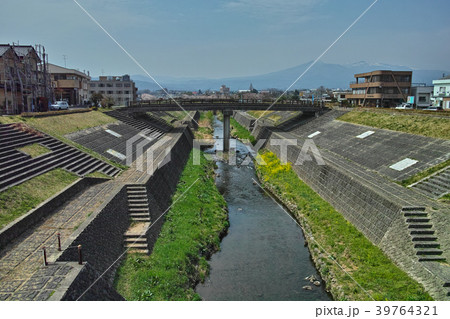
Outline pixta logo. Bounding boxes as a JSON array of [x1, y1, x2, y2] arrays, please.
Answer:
[[126, 130, 172, 175]]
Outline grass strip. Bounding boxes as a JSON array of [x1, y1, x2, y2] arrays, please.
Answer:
[[194, 111, 214, 140], [0, 168, 78, 229], [18, 143, 51, 158], [399, 159, 450, 187], [255, 150, 432, 301], [0, 112, 127, 171], [338, 111, 450, 140], [230, 117, 256, 144], [115, 151, 228, 300]]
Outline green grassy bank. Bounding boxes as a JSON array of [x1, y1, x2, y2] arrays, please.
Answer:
[[230, 117, 256, 144], [338, 111, 450, 140], [255, 150, 432, 301], [0, 169, 79, 229], [0, 111, 126, 170], [115, 150, 228, 300]]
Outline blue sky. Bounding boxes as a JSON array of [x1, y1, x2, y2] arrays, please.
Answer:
[[2, 0, 450, 78]]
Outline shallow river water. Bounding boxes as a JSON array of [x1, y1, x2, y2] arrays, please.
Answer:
[[195, 118, 331, 301]]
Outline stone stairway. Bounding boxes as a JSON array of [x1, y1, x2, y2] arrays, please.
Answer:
[[124, 185, 151, 254], [106, 110, 165, 138], [0, 123, 120, 192], [402, 207, 445, 262], [410, 167, 450, 199]]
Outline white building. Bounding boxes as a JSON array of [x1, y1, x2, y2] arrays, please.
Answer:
[[410, 85, 433, 108], [432, 75, 450, 110]]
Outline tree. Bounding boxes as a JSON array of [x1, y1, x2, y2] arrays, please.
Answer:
[[90, 92, 103, 106]]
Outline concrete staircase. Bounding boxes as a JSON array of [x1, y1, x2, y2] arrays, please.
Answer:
[[106, 110, 165, 138], [402, 207, 445, 262], [124, 185, 151, 254], [138, 113, 173, 133], [410, 167, 450, 199], [0, 123, 120, 192]]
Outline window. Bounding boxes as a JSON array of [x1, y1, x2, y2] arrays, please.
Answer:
[[107, 91, 113, 94], [124, 83, 131, 87], [419, 96, 427, 102], [90, 83, 96, 87], [116, 83, 122, 87], [107, 83, 113, 87], [98, 83, 105, 87], [116, 91, 122, 94], [90, 91, 95, 94], [100, 91, 105, 94], [125, 91, 130, 94]]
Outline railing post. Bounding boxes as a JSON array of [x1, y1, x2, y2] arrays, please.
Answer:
[[57, 233, 61, 251], [78, 245, 83, 265], [42, 247, 48, 266]]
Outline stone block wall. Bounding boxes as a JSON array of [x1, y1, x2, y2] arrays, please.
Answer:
[[233, 111, 255, 130], [56, 185, 129, 284], [266, 134, 402, 245]]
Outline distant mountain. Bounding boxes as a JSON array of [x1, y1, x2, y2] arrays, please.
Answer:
[[132, 61, 449, 91]]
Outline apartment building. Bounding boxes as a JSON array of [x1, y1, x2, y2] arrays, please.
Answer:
[[432, 75, 450, 110], [48, 63, 90, 106], [0, 44, 51, 114], [88, 75, 137, 106], [347, 70, 412, 107]]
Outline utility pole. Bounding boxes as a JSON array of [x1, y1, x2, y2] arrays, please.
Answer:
[[63, 55, 67, 68]]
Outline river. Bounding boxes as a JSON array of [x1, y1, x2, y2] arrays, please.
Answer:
[[195, 117, 331, 301]]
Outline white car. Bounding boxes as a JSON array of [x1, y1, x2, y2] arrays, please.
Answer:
[[395, 103, 413, 110], [50, 101, 70, 110]]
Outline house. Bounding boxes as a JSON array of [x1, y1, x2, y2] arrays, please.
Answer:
[[432, 75, 450, 110], [410, 85, 433, 108], [347, 70, 412, 107], [88, 75, 137, 106], [48, 63, 90, 106], [0, 44, 51, 114]]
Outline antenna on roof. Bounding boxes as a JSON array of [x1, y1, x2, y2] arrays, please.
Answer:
[[63, 55, 67, 68]]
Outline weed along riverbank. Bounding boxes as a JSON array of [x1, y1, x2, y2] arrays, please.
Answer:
[[254, 150, 432, 301], [115, 150, 228, 300]]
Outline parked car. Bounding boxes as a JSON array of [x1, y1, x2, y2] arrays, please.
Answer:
[[50, 101, 70, 110], [425, 106, 443, 111], [395, 103, 413, 110]]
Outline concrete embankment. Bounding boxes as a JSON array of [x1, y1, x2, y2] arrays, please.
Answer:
[[234, 111, 449, 300], [50, 118, 197, 300]]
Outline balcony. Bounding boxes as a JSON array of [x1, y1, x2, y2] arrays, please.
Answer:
[[350, 81, 411, 89], [55, 79, 81, 89]]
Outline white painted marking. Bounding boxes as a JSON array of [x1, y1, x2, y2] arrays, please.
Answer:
[[389, 158, 418, 171], [107, 149, 126, 161], [105, 129, 122, 138], [356, 130, 375, 139], [308, 131, 321, 138]]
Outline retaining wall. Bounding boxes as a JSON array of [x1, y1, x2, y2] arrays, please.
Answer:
[[52, 125, 195, 300], [233, 111, 255, 130], [266, 133, 401, 245]]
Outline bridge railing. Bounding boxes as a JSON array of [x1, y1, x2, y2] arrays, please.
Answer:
[[129, 99, 324, 108]]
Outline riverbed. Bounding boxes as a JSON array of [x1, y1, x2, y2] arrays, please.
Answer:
[[195, 117, 331, 301]]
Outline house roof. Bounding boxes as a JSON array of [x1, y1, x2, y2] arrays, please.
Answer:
[[48, 63, 90, 79], [0, 44, 40, 62]]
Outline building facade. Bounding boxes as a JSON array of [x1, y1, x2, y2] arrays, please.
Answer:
[[0, 44, 51, 114], [432, 75, 450, 110], [410, 85, 433, 108], [347, 70, 412, 107], [48, 63, 90, 106], [88, 75, 137, 106]]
